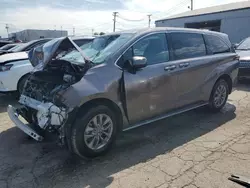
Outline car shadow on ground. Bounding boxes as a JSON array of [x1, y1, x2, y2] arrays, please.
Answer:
[[0, 102, 236, 188]]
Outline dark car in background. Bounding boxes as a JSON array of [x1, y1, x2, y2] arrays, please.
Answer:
[[0, 38, 51, 56], [0, 43, 19, 55], [235, 37, 250, 80], [9, 38, 51, 53], [0, 43, 18, 51], [8, 28, 239, 158], [0, 40, 12, 48]]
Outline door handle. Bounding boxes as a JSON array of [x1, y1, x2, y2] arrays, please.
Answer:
[[179, 62, 190, 68], [164, 65, 176, 71]]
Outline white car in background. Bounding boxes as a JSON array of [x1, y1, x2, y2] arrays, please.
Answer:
[[0, 38, 51, 93], [0, 37, 94, 93]]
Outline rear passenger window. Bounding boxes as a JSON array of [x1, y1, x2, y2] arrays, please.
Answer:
[[204, 35, 230, 54], [170, 33, 206, 60]]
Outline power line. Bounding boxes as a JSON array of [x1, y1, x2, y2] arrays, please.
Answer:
[[153, 0, 190, 20], [116, 0, 190, 29], [152, 0, 190, 18], [117, 14, 146, 22], [116, 21, 148, 29]]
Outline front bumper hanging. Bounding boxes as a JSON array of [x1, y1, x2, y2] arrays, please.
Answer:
[[7, 105, 44, 141]]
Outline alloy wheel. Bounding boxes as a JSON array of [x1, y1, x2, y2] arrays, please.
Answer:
[[213, 84, 227, 108], [84, 114, 113, 151]]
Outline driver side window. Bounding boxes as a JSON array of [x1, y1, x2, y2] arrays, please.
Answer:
[[133, 33, 169, 65]]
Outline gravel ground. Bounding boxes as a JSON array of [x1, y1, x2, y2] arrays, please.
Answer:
[[1, 84, 250, 188]]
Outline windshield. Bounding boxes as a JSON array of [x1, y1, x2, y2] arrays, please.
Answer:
[[81, 35, 119, 59], [237, 38, 250, 50], [60, 33, 134, 65], [58, 39, 93, 65], [91, 33, 134, 64]]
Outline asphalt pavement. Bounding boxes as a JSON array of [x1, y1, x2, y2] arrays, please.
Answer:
[[1, 84, 250, 188]]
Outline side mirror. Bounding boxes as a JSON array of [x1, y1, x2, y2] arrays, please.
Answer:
[[131, 56, 147, 69]]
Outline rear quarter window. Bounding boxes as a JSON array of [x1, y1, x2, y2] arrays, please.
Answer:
[[204, 34, 231, 54]]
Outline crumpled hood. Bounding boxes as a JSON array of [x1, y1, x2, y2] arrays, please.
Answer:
[[28, 37, 87, 67], [236, 50, 250, 61], [0, 51, 28, 63]]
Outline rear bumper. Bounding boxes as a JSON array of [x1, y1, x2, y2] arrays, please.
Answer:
[[7, 105, 43, 141]]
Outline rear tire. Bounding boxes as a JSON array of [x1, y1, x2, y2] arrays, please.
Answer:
[[70, 105, 118, 158], [208, 79, 229, 112]]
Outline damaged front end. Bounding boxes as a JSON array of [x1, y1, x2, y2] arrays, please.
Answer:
[[8, 37, 92, 144]]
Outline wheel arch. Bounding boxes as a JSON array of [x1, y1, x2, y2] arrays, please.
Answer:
[[17, 73, 31, 92], [215, 74, 233, 94], [77, 98, 124, 132]]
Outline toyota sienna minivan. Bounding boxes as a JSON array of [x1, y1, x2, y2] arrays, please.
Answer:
[[8, 28, 239, 158]]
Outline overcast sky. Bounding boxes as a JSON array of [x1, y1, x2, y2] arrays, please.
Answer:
[[0, 0, 247, 37]]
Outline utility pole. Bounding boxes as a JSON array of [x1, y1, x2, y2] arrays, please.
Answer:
[[191, 0, 193, 10], [92, 29, 94, 36], [5, 24, 9, 37], [147, 14, 152, 28], [113, 12, 118, 32], [73, 27, 75, 36]]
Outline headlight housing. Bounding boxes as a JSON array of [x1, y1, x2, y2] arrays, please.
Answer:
[[0, 64, 13, 72]]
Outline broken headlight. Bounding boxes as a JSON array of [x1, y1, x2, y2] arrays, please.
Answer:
[[0, 64, 13, 72]]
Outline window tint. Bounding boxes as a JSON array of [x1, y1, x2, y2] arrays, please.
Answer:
[[204, 35, 230, 54], [133, 33, 169, 65], [170, 33, 206, 60]]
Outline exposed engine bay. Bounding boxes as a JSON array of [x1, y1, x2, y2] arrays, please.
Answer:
[[8, 37, 93, 143], [18, 59, 85, 134]]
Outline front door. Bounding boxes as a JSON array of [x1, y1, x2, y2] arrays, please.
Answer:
[[121, 33, 179, 124]]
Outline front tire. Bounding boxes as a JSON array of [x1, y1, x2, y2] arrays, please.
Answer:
[[209, 79, 229, 112], [70, 105, 117, 158]]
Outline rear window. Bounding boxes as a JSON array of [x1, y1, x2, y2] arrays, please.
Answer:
[[204, 35, 231, 54], [170, 33, 206, 60]]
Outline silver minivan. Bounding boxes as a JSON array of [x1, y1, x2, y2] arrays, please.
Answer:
[[8, 28, 239, 158]]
